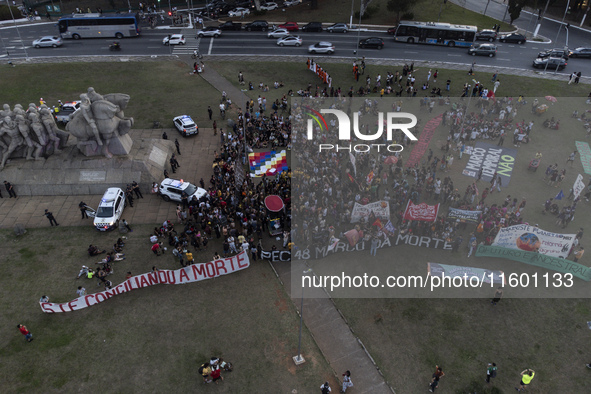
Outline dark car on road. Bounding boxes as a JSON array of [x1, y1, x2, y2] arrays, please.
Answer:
[[244, 20, 269, 31], [468, 43, 497, 57], [475, 29, 497, 42], [218, 21, 242, 30], [532, 56, 567, 70], [498, 33, 526, 44], [359, 37, 384, 49], [301, 22, 323, 32], [326, 23, 348, 33], [537, 48, 569, 60], [569, 47, 591, 58]]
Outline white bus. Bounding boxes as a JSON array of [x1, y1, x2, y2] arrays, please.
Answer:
[[58, 13, 141, 40], [394, 21, 476, 48]]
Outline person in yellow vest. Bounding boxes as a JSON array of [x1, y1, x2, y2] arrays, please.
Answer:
[[516, 368, 535, 391], [185, 251, 194, 266]]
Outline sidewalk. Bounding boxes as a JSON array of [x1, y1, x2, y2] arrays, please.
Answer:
[[0, 126, 219, 230]]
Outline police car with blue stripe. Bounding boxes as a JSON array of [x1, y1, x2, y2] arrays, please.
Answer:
[[173, 115, 199, 137], [159, 179, 207, 203], [93, 188, 126, 231]]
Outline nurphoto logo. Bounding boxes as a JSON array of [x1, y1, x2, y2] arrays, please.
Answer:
[[305, 108, 419, 153]]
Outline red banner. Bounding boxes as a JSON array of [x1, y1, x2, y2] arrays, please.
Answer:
[[40, 252, 251, 313], [403, 200, 439, 222]]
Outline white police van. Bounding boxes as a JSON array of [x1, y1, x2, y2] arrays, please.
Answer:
[[94, 188, 126, 231], [159, 179, 207, 203]]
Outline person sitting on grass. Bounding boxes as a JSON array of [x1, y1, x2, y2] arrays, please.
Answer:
[[88, 244, 106, 256]]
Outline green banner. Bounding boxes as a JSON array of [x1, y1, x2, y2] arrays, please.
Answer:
[[575, 141, 591, 175], [475, 245, 591, 281]]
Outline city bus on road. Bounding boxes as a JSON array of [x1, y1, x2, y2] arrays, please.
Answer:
[[58, 13, 141, 40], [393, 21, 476, 47]]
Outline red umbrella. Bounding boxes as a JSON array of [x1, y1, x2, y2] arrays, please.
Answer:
[[545, 95, 557, 103]]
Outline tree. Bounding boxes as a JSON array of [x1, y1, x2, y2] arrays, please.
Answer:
[[508, 0, 524, 25], [387, 0, 417, 21]]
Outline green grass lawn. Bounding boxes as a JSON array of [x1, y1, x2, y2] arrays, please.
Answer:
[[0, 60, 216, 130], [226, 0, 513, 31], [0, 225, 336, 392]]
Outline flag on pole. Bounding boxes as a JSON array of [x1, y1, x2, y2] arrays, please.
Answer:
[[555, 189, 564, 200]]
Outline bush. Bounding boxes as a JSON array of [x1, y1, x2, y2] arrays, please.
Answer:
[[0, 5, 20, 21], [401, 12, 414, 20], [355, 5, 380, 19]]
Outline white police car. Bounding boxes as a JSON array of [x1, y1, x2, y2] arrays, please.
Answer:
[[93, 188, 126, 231], [173, 115, 199, 137], [159, 179, 207, 203]]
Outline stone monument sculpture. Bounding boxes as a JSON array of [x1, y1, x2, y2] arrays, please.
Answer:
[[66, 87, 134, 158]]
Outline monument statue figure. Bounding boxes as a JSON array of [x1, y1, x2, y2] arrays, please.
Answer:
[[39, 104, 65, 153], [0, 116, 25, 168], [0, 104, 14, 119], [15, 114, 43, 161], [66, 89, 134, 158]]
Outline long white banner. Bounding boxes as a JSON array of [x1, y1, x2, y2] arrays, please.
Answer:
[[350, 201, 390, 223], [492, 225, 575, 258], [40, 252, 251, 313]]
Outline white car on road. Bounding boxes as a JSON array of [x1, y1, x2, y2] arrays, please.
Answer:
[[308, 41, 335, 54], [277, 35, 302, 47], [32, 36, 63, 48], [283, 0, 301, 6], [163, 34, 185, 45], [268, 28, 289, 38], [197, 27, 222, 38]]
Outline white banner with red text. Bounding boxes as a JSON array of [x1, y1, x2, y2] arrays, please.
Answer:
[[39, 252, 251, 313]]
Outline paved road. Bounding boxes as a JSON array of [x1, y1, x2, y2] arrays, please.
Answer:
[[3, 18, 591, 80]]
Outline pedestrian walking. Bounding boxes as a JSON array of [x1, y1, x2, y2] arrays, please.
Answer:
[[573, 247, 584, 262], [175, 138, 181, 155], [341, 370, 353, 392], [491, 70, 498, 82], [77, 286, 86, 297], [17, 324, 33, 342], [493, 80, 500, 93], [162, 131, 168, 140], [429, 365, 445, 392], [486, 362, 497, 383], [207, 105, 213, 120], [213, 120, 217, 135], [566, 150, 577, 166], [491, 286, 503, 305], [476, 168, 483, 182], [320, 381, 331, 393], [123, 219, 133, 232], [370, 235, 379, 256], [468, 61, 475, 75], [44, 209, 59, 226], [79, 201, 89, 219], [4, 181, 16, 197], [569, 72, 577, 84], [516, 368, 535, 391]]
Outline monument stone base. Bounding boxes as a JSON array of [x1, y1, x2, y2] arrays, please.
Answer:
[[0, 137, 175, 196]]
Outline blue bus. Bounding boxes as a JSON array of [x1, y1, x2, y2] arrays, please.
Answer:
[[58, 13, 141, 40], [394, 21, 476, 48]]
